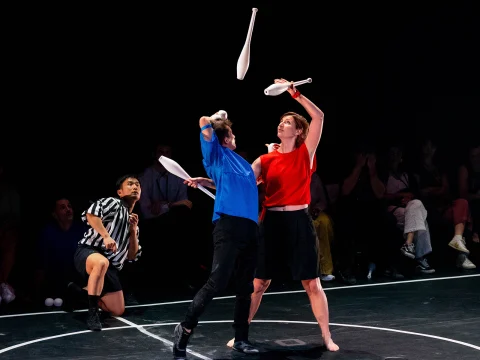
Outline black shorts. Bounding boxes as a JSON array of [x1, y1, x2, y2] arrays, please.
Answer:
[[73, 245, 123, 294], [256, 208, 320, 281]]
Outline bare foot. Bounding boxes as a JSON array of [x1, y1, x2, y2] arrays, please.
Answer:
[[323, 337, 339, 352], [226, 337, 234, 348]]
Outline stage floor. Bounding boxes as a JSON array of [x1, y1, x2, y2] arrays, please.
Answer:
[[1, 272, 479, 359]]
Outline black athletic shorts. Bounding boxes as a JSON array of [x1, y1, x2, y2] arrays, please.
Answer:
[[256, 208, 320, 281], [73, 245, 123, 294]]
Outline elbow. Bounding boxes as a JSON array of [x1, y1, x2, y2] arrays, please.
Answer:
[[199, 116, 211, 127]]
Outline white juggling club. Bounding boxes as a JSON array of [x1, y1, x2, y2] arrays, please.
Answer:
[[159, 156, 216, 200], [264, 78, 313, 96], [236, 8, 258, 80], [210, 110, 228, 121]]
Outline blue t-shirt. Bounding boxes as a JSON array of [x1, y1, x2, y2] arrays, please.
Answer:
[[200, 128, 258, 224]]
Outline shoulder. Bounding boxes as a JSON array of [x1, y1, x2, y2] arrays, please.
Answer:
[[140, 166, 154, 178], [93, 197, 120, 207]]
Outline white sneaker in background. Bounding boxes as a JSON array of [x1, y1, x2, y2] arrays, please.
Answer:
[[0, 283, 15, 304], [321, 274, 335, 282], [461, 257, 476, 270], [448, 236, 469, 253]]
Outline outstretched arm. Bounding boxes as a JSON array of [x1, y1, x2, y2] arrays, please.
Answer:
[[184, 177, 216, 190]]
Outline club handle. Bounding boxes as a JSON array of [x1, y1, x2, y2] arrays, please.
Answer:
[[198, 184, 216, 200]]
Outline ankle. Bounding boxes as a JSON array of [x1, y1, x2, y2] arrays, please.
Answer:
[[88, 295, 100, 311], [322, 332, 331, 339]]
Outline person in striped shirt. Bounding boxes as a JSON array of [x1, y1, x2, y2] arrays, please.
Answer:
[[68, 174, 142, 331]]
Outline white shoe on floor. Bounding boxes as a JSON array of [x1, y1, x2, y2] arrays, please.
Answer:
[[461, 257, 476, 270], [0, 283, 15, 304], [321, 274, 335, 282]]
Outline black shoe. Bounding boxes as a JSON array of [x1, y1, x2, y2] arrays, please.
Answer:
[[384, 268, 405, 280], [233, 340, 259, 354], [87, 309, 102, 331], [400, 243, 415, 259], [337, 270, 356, 285], [173, 323, 192, 359]]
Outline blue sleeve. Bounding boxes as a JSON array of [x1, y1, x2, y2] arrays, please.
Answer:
[[200, 127, 222, 167]]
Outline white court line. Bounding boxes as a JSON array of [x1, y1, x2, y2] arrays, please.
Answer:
[[0, 319, 478, 355], [1, 273, 479, 319], [115, 316, 212, 360]]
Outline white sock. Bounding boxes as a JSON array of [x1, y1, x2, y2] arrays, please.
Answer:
[[453, 234, 463, 241]]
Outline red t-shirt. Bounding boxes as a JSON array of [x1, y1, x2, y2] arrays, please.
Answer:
[[260, 142, 317, 210]]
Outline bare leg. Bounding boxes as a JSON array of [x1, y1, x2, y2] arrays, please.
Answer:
[[85, 253, 109, 296], [248, 278, 271, 322], [99, 290, 125, 316], [301, 278, 339, 352], [405, 232, 414, 244], [454, 223, 465, 236]]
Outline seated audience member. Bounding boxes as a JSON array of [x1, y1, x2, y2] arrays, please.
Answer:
[[36, 196, 88, 305], [383, 145, 435, 274], [414, 138, 476, 270], [458, 141, 480, 244], [334, 143, 401, 284]]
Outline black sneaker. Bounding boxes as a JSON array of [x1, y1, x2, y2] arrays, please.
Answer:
[[384, 268, 405, 279], [416, 258, 435, 274], [233, 340, 259, 354], [173, 323, 192, 359], [337, 270, 356, 285], [400, 243, 415, 259], [86, 309, 102, 331]]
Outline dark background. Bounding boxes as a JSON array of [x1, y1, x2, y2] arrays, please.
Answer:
[[2, 0, 479, 230]]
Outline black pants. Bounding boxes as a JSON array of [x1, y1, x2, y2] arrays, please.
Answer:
[[182, 214, 258, 341]]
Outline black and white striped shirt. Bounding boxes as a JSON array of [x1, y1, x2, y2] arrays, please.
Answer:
[[79, 197, 141, 270]]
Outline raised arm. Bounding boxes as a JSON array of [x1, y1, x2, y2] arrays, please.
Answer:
[[283, 80, 324, 165], [199, 116, 214, 141]]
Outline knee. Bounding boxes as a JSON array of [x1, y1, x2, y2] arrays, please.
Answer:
[[302, 278, 322, 296], [205, 275, 228, 295], [237, 281, 254, 297], [110, 306, 125, 317], [407, 199, 424, 210], [95, 259, 109, 273], [253, 279, 271, 294]]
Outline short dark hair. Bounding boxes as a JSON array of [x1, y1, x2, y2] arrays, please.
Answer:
[[212, 119, 233, 145], [50, 194, 71, 212], [115, 174, 140, 190]]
